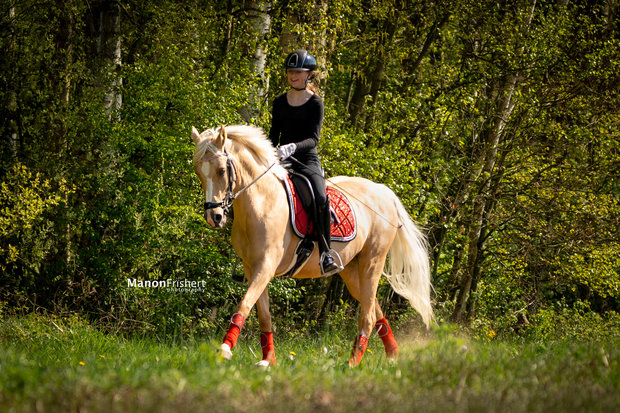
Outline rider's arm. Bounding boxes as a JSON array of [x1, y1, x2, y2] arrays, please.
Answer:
[[293, 96, 324, 153]]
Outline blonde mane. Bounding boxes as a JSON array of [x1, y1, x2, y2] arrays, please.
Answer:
[[224, 125, 279, 167], [193, 125, 286, 179], [193, 125, 275, 163]]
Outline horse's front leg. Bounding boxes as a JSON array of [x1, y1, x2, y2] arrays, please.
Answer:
[[220, 264, 273, 361], [256, 287, 276, 366]]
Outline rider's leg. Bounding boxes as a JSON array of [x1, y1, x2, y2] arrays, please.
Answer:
[[293, 159, 342, 275], [317, 196, 342, 275], [306, 169, 343, 276]]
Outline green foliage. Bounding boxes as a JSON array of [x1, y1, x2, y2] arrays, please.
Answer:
[[0, 164, 73, 302], [1, 0, 618, 339], [529, 301, 620, 343]]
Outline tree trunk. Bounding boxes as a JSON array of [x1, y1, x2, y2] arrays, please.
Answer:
[[96, 0, 122, 120], [248, 0, 271, 98], [347, 73, 369, 127], [220, 0, 234, 63], [278, 2, 300, 55], [363, 18, 397, 131], [239, 0, 271, 122], [47, 0, 74, 151], [348, 12, 398, 130], [405, 12, 450, 87], [5, 7, 19, 161], [318, 275, 348, 324], [451, 72, 521, 323], [451, 0, 537, 323]]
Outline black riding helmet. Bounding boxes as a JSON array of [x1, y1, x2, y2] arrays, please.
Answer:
[[284, 49, 318, 72]]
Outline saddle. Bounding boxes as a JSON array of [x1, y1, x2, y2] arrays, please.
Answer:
[[279, 172, 356, 277], [284, 172, 357, 241]]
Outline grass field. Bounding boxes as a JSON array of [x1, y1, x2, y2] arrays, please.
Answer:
[[1, 314, 618, 413]]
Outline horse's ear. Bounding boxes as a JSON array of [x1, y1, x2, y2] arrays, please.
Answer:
[[215, 125, 227, 148], [191, 126, 201, 145]]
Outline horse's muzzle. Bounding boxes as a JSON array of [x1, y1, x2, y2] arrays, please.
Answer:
[[204, 209, 226, 228], [213, 212, 224, 227]]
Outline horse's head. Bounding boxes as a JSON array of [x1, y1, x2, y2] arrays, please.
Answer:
[[192, 126, 235, 228]]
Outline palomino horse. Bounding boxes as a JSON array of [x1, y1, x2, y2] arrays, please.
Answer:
[[191, 125, 431, 367]]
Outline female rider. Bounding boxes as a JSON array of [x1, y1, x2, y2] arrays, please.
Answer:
[[269, 49, 343, 276]]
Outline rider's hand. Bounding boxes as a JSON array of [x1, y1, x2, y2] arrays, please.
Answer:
[[277, 143, 296, 160]]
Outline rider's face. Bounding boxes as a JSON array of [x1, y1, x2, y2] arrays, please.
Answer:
[[287, 69, 310, 89]]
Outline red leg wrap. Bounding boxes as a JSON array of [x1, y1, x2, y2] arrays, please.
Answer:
[[375, 318, 399, 359], [222, 313, 245, 349], [349, 334, 369, 367], [260, 332, 276, 365]]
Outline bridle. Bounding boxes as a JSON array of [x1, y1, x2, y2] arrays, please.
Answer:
[[202, 148, 278, 217], [203, 148, 238, 215]]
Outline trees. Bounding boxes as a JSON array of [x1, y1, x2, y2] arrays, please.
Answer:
[[1, 0, 617, 336]]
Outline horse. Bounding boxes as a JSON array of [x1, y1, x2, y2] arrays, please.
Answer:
[[191, 124, 432, 367]]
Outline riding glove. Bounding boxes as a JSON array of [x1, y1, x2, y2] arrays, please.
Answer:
[[277, 143, 296, 160]]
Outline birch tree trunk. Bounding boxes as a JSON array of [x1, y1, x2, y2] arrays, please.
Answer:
[[96, 0, 122, 120], [249, 0, 271, 98], [239, 0, 271, 122]]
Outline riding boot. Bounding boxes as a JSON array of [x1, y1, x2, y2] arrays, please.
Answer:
[[318, 197, 343, 276]]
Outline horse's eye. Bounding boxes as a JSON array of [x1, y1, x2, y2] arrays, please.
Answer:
[[217, 168, 226, 177]]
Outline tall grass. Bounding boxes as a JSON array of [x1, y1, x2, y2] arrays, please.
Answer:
[[1, 315, 618, 412]]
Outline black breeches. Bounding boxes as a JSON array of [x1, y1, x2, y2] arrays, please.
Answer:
[[291, 156, 331, 254], [291, 158, 327, 206]]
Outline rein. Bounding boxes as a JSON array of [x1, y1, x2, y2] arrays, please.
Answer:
[[203, 149, 278, 215]]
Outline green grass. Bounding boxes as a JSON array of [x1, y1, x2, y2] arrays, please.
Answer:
[[0, 315, 618, 412]]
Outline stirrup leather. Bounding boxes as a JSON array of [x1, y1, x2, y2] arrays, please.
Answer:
[[320, 249, 344, 276]]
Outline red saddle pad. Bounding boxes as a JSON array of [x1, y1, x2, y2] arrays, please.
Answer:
[[283, 175, 356, 242]]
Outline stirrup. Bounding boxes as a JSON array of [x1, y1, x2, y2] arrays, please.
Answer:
[[320, 250, 344, 276]]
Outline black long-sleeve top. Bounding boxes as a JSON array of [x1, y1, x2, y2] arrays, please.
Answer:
[[268, 93, 324, 164]]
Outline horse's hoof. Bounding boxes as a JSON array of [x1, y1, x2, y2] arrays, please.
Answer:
[[386, 355, 398, 364], [220, 343, 232, 360], [256, 360, 270, 369], [386, 349, 399, 361]]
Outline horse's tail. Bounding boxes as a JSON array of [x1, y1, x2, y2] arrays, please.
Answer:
[[384, 197, 433, 328]]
